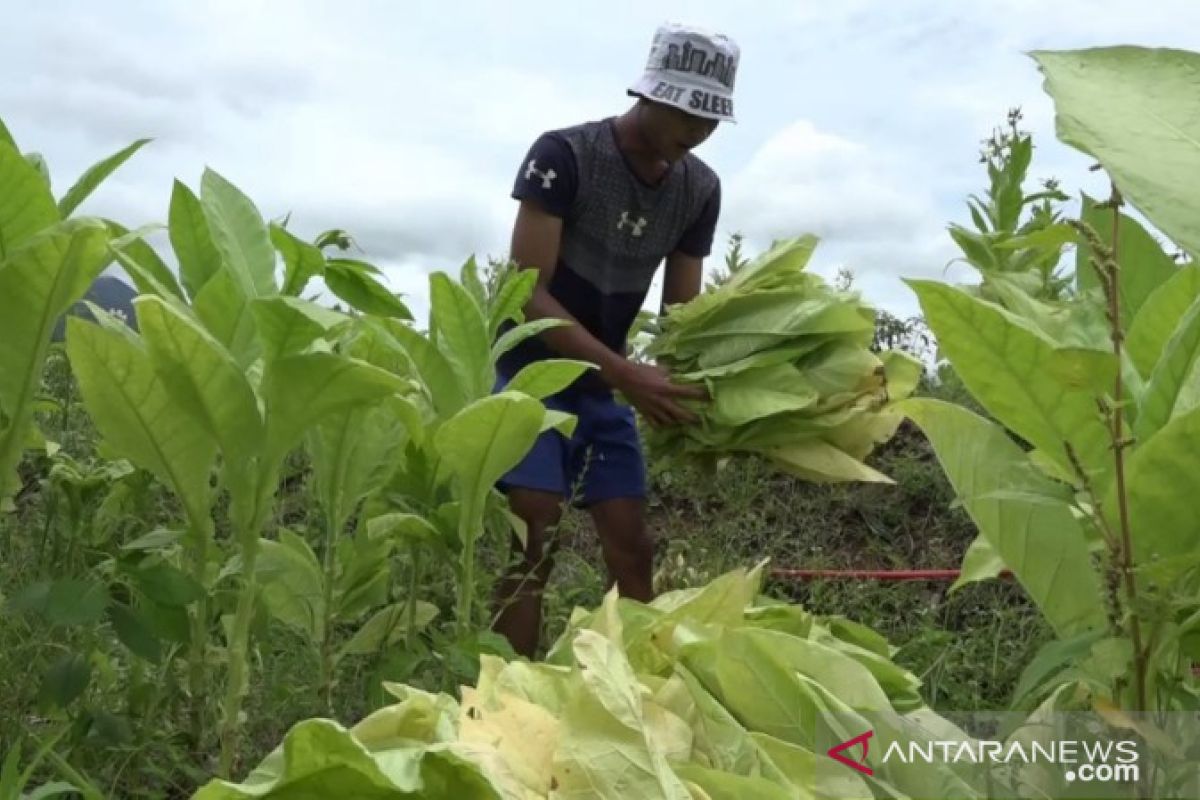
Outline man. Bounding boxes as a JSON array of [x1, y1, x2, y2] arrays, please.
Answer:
[[491, 22, 739, 657]]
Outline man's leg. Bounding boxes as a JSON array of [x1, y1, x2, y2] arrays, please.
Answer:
[[588, 497, 654, 602], [491, 487, 565, 658], [577, 391, 654, 602]]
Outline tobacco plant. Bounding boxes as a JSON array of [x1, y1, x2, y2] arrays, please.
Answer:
[[899, 46, 1200, 797]]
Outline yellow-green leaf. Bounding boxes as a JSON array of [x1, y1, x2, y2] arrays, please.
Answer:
[[898, 398, 1107, 636]]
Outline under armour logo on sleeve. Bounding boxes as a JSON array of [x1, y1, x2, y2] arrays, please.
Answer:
[[524, 159, 557, 189], [617, 211, 648, 237]]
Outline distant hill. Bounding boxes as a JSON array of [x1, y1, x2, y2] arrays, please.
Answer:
[[52, 275, 138, 341]]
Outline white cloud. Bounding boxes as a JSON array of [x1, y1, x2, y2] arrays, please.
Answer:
[[725, 120, 931, 245], [719, 119, 959, 316]]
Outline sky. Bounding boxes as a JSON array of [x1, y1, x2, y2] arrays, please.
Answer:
[[4, 0, 1198, 325]]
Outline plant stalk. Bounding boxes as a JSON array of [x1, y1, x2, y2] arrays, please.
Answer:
[[455, 495, 481, 639], [1102, 185, 1147, 712], [187, 513, 214, 748], [217, 474, 268, 778], [406, 547, 424, 652], [318, 502, 344, 716]]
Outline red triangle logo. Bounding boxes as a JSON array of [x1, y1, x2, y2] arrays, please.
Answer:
[[827, 730, 875, 776]]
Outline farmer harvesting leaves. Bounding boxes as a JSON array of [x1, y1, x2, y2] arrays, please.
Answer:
[[491, 22, 738, 657]]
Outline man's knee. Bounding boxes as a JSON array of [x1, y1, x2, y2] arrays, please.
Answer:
[[591, 498, 653, 559], [505, 488, 565, 570]]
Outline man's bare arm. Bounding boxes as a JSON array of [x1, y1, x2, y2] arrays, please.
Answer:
[[510, 200, 631, 386], [660, 251, 704, 314], [509, 200, 704, 425]]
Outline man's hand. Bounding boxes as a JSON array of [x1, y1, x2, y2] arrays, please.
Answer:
[[607, 361, 707, 427]]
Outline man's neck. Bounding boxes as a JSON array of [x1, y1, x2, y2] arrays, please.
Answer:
[[613, 108, 670, 185]]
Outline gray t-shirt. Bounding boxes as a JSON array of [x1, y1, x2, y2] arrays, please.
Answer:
[[499, 117, 721, 392]]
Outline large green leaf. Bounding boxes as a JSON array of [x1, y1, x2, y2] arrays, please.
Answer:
[[487, 267, 537, 337], [309, 400, 409, 533], [675, 627, 849, 750], [1128, 265, 1200, 383], [333, 545, 393, 623], [906, 279, 1112, 480], [200, 168, 277, 297], [191, 718, 502, 799], [251, 296, 348, 363], [366, 512, 443, 550], [675, 295, 873, 369], [271, 223, 325, 297], [109, 602, 163, 664], [1116, 404, 1200, 586], [1075, 195, 1179, 324], [337, 602, 439, 659], [346, 320, 421, 381], [169, 179, 222, 300], [491, 317, 571, 362], [324, 260, 412, 319], [430, 272, 491, 401], [459, 255, 488, 309], [382, 319, 467, 416], [58, 138, 150, 218], [750, 733, 872, 800], [131, 562, 205, 607], [40, 654, 92, 710], [433, 392, 545, 510], [658, 666, 790, 782], [0, 140, 59, 258], [951, 536, 1007, 592], [708, 365, 819, 427], [551, 631, 693, 800], [1135, 295, 1200, 441], [257, 531, 325, 641], [24, 152, 50, 186], [65, 315, 215, 522], [1033, 47, 1200, 258], [106, 221, 185, 301], [9, 579, 110, 627], [109, 246, 190, 309], [0, 221, 111, 498], [898, 398, 1107, 636], [674, 765, 794, 800], [0, 117, 15, 149], [193, 267, 261, 369], [262, 353, 406, 465], [135, 295, 263, 465], [502, 359, 593, 400], [766, 441, 893, 484]]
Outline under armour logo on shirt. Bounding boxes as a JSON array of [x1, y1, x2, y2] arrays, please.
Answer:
[[524, 159, 557, 189], [617, 211, 648, 237]]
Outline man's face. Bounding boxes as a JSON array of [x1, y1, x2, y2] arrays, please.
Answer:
[[641, 100, 720, 162]]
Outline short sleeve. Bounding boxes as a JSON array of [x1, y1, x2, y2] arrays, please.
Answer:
[[675, 179, 721, 258], [511, 133, 578, 218]]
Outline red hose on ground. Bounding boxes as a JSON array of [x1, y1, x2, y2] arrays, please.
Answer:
[[769, 568, 1015, 582]]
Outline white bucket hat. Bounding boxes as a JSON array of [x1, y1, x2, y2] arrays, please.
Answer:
[[627, 22, 740, 123]]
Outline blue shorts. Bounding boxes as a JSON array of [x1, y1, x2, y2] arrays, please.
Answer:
[[494, 371, 646, 507]]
